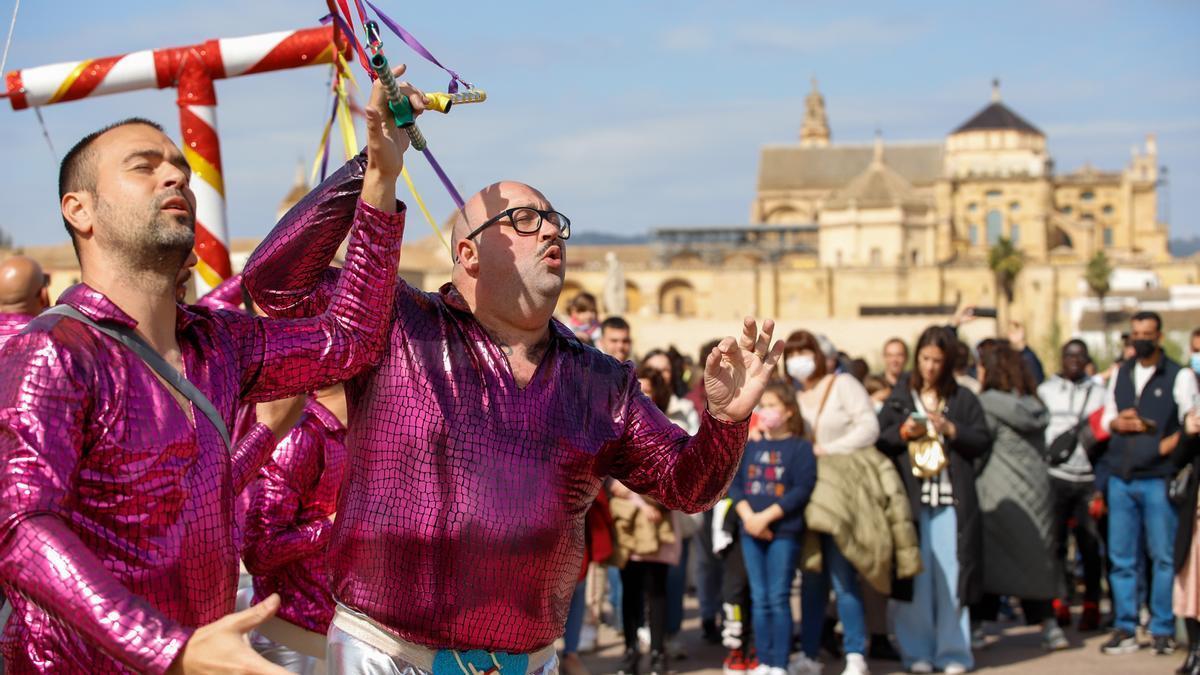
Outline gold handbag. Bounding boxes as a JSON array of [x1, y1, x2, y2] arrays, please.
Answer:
[[907, 395, 947, 479], [908, 430, 947, 479]]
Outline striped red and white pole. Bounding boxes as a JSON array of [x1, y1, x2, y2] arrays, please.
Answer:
[[177, 62, 229, 290], [4, 26, 347, 290]]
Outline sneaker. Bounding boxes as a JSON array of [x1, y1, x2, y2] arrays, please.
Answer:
[[943, 664, 968, 675], [1100, 629, 1139, 655], [840, 653, 869, 675], [749, 666, 770, 675], [1052, 598, 1071, 627], [723, 649, 752, 675], [1154, 635, 1177, 656], [768, 668, 789, 675], [1078, 601, 1101, 632], [1042, 621, 1069, 651], [787, 653, 822, 675], [907, 662, 933, 675]]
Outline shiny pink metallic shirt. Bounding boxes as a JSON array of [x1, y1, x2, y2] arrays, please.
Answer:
[[0, 312, 34, 350], [244, 156, 749, 653], [0, 199, 404, 673], [244, 399, 346, 633]]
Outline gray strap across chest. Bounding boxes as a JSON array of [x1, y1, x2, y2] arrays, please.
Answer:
[[40, 305, 232, 452]]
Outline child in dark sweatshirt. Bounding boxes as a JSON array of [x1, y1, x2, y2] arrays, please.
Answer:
[[729, 382, 817, 675]]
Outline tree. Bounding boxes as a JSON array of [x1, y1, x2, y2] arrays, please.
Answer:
[[1086, 250, 1114, 358], [0, 226, 11, 251], [988, 236, 1024, 328]]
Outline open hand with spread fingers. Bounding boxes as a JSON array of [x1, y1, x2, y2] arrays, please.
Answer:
[[704, 317, 785, 423]]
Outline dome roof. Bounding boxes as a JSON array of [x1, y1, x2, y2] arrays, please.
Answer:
[[951, 80, 1043, 136]]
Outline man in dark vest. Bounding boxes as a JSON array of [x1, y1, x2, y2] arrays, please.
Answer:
[[1099, 310, 1198, 657]]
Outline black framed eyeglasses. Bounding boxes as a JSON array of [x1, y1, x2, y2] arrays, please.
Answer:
[[463, 207, 571, 242]]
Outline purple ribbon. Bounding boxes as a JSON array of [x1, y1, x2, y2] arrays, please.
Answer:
[[421, 147, 465, 210], [362, 0, 472, 93]]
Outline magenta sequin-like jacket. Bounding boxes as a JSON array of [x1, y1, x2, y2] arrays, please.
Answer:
[[0, 199, 404, 673], [0, 312, 34, 350], [244, 156, 749, 654], [244, 399, 346, 634]]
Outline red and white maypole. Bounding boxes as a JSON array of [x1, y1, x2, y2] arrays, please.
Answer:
[[5, 26, 347, 290]]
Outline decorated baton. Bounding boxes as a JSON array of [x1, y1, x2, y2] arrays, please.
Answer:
[[365, 20, 427, 150]]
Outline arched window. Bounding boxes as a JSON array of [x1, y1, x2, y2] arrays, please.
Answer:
[[659, 279, 697, 318], [1011, 223, 1021, 246], [986, 210, 1003, 245], [969, 224, 979, 245]]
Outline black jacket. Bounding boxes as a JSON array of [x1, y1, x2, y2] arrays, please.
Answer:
[[1175, 433, 1200, 573], [876, 376, 991, 606], [1099, 353, 1185, 481]]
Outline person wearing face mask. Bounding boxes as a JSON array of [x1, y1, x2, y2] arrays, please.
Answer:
[[729, 382, 817, 675], [1097, 311, 1199, 657], [783, 332, 881, 675]]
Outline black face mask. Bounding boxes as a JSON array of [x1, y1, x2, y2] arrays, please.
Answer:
[[1132, 339, 1157, 360]]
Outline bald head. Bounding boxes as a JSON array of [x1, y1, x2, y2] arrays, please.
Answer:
[[451, 181, 553, 264], [0, 255, 49, 314]]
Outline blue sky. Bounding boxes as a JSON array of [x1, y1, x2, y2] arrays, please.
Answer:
[[1, 1, 1197, 248]]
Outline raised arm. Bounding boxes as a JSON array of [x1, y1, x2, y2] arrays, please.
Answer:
[[607, 381, 749, 514], [230, 68, 428, 401], [606, 318, 782, 512], [244, 64, 424, 320], [242, 153, 366, 318], [243, 415, 331, 574]]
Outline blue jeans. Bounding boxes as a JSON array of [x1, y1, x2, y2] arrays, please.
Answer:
[[563, 579, 587, 654], [895, 506, 972, 671], [607, 566, 623, 632], [666, 536, 691, 635], [800, 534, 867, 657], [1107, 476, 1178, 636], [741, 533, 799, 668]]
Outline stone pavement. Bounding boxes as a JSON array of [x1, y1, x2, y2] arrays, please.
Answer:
[[578, 600, 1179, 675]]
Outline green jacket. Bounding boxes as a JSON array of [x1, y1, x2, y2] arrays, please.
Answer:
[[802, 447, 922, 594]]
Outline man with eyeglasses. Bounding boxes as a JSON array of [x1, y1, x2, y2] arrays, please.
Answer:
[[245, 105, 785, 673], [0, 255, 51, 349]]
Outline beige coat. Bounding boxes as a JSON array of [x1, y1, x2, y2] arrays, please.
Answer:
[[801, 447, 922, 594], [606, 496, 677, 569]]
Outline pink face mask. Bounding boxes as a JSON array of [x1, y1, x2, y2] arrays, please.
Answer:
[[757, 407, 786, 431]]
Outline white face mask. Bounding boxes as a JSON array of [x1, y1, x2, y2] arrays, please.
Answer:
[[786, 355, 816, 382]]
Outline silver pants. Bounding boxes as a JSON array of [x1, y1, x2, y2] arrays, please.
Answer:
[[326, 625, 559, 675], [252, 632, 327, 675]]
